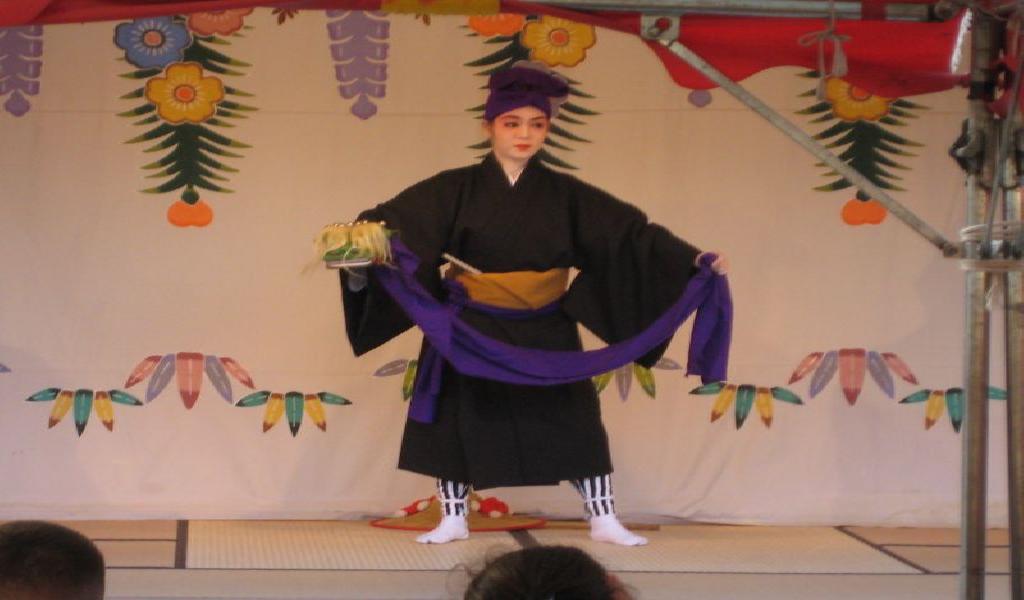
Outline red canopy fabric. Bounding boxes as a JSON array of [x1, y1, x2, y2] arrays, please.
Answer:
[[644, 14, 963, 97], [503, 0, 964, 98], [1, 0, 964, 98]]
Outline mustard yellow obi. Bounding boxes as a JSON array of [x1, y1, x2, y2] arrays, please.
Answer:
[[450, 268, 569, 310]]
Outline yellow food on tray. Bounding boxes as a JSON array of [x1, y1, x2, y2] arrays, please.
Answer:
[[309, 220, 392, 270]]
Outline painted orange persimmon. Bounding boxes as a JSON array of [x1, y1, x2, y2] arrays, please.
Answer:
[[468, 14, 526, 36], [841, 198, 887, 225], [167, 199, 214, 227]]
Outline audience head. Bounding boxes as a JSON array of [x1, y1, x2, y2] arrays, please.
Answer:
[[463, 545, 632, 600], [0, 520, 105, 600]]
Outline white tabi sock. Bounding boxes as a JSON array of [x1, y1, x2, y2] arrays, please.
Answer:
[[588, 513, 648, 546], [571, 475, 648, 546], [415, 515, 469, 544], [416, 479, 470, 544]]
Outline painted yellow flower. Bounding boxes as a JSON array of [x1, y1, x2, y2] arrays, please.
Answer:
[[521, 16, 596, 68], [824, 77, 892, 122], [145, 62, 225, 124]]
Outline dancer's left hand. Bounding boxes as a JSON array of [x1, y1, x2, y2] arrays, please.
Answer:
[[696, 251, 729, 275]]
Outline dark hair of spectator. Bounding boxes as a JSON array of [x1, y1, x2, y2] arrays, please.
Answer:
[[0, 520, 105, 600], [463, 545, 628, 600]]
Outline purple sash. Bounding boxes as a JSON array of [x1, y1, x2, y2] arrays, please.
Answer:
[[371, 239, 732, 423]]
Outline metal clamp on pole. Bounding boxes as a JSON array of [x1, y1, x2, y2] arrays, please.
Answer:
[[961, 223, 1024, 272], [640, 14, 679, 40]]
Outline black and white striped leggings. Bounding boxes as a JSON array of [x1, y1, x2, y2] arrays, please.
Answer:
[[434, 474, 615, 518]]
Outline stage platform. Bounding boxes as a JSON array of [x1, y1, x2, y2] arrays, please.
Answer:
[[37, 520, 1016, 599]]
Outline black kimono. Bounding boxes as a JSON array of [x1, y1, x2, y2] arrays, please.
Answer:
[[342, 154, 700, 490]]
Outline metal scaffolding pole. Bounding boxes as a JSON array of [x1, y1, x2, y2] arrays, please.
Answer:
[[1006, 184, 1024, 599], [533, 0, 954, 20], [960, 11, 999, 599]]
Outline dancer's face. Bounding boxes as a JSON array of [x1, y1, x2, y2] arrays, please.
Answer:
[[485, 106, 549, 168]]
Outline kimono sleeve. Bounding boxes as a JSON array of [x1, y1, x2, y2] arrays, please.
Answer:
[[561, 178, 701, 368], [341, 171, 462, 356]]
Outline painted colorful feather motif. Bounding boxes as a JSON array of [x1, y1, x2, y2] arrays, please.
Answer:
[[593, 362, 666, 399], [126, 352, 255, 405], [900, 387, 1001, 432], [30, 387, 141, 435], [793, 348, 914, 402], [838, 348, 866, 405], [305, 393, 327, 431], [808, 350, 839, 398], [284, 392, 304, 436], [219, 357, 255, 388], [263, 393, 285, 432], [881, 352, 918, 384], [73, 389, 94, 435], [372, 357, 421, 401], [145, 354, 176, 402], [865, 351, 894, 398], [110, 390, 142, 406], [319, 392, 352, 406], [175, 352, 204, 409], [592, 371, 612, 394], [374, 359, 408, 377], [924, 390, 945, 429], [48, 390, 73, 429], [633, 364, 656, 398], [237, 390, 271, 407], [770, 387, 804, 405], [27, 388, 60, 402], [204, 355, 233, 403], [945, 388, 964, 432], [734, 384, 755, 428], [710, 384, 737, 422], [788, 352, 823, 384], [693, 382, 802, 429], [755, 387, 773, 426], [124, 355, 161, 387], [655, 357, 682, 370], [236, 390, 351, 434], [402, 360, 418, 401], [615, 365, 632, 401], [690, 381, 726, 395], [94, 391, 115, 431]]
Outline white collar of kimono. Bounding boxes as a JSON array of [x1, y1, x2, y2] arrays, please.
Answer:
[[505, 166, 524, 185]]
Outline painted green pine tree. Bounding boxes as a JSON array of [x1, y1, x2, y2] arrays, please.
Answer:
[[797, 72, 926, 200], [119, 19, 256, 221]]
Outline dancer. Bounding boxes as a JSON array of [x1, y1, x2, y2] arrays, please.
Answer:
[[337, 62, 728, 546]]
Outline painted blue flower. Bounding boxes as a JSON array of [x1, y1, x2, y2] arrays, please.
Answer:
[[114, 17, 192, 69]]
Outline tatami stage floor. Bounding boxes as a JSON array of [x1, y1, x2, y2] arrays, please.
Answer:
[[30, 520, 1015, 599]]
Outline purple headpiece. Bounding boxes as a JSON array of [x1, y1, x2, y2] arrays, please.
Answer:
[[483, 63, 570, 121]]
